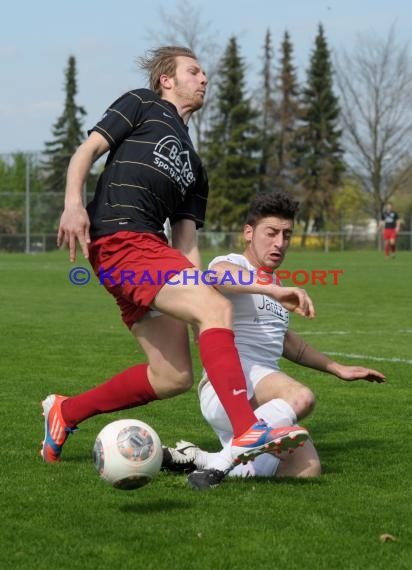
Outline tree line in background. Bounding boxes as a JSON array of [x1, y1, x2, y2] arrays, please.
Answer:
[[1, 2, 412, 239]]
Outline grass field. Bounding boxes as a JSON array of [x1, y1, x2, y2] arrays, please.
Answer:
[[1, 249, 411, 570]]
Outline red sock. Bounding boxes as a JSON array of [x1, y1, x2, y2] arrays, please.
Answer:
[[61, 364, 157, 426], [198, 328, 257, 437], [385, 243, 390, 256]]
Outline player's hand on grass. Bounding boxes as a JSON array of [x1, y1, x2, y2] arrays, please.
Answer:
[[334, 365, 386, 383], [57, 205, 91, 262], [274, 287, 316, 319]]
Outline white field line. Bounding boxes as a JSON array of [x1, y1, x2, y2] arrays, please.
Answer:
[[297, 330, 412, 365], [299, 330, 412, 335], [324, 352, 412, 365]]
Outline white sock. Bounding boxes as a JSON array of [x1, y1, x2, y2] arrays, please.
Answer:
[[255, 398, 297, 428], [195, 444, 233, 471]]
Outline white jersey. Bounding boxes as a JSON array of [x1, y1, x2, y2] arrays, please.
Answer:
[[200, 254, 292, 476], [209, 253, 289, 368]]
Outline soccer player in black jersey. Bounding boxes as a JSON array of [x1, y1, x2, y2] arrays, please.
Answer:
[[378, 202, 401, 258], [41, 46, 314, 465]]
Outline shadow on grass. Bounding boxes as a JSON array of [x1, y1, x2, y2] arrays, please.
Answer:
[[313, 436, 389, 475], [316, 437, 389, 458]]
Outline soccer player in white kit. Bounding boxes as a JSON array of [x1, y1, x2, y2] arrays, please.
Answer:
[[163, 191, 386, 489]]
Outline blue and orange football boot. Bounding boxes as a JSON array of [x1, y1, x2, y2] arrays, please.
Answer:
[[231, 421, 309, 464], [40, 394, 77, 462]]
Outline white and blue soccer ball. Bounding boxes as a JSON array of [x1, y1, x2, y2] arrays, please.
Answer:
[[93, 419, 163, 490]]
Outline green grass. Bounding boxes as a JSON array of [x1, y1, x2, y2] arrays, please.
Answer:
[[1, 249, 411, 570]]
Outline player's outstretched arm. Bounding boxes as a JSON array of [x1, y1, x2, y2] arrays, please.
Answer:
[[209, 261, 315, 319], [57, 132, 109, 262], [283, 330, 385, 383], [270, 286, 315, 319]]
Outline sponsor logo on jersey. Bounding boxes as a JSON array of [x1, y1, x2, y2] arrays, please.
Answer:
[[153, 135, 195, 195]]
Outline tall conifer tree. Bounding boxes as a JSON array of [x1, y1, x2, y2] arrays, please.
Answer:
[[257, 29, 277, 194], [274, 31, 302, 194], [202, 37, 260, 230], [298, 24, 344, 233], [43, 56, 86, 190]]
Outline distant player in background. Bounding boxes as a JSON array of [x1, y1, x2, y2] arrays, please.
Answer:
[[378, 202, 401, 258], [41, 47, 314, 467], [163, 191, 386, 490]]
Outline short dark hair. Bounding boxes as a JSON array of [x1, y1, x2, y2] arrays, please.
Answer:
[[245, 191, 300, 227], [137, 46, 198, 95]]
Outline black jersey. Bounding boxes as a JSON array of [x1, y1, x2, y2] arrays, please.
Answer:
[[381, 210, 399, 229], [86, 89, 208, 238]]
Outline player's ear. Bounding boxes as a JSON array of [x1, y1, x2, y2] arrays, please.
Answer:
[[159, 74, 173, 90], [244, 224, 253, 243]]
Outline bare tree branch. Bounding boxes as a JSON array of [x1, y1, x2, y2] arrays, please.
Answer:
[[335, 24, 412, 216]]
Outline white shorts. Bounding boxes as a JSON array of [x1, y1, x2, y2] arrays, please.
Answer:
[[199, 358, 280, 478], [198, 358, 279, 404]]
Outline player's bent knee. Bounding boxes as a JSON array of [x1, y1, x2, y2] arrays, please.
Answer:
[[296, 387, 316, 418]]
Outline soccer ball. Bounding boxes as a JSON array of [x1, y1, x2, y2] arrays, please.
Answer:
[[93, 419, 163, 490]]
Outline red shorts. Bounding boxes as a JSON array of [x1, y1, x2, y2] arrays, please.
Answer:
[[383, 228, 397, 241], [88, 231, 194, 329]]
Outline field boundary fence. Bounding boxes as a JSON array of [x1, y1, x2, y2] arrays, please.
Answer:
[[1, 230, 412, 254], [1, 151, 411, 253]]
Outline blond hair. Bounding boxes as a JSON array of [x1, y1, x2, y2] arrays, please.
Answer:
[[137, 46, 197, 95]]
